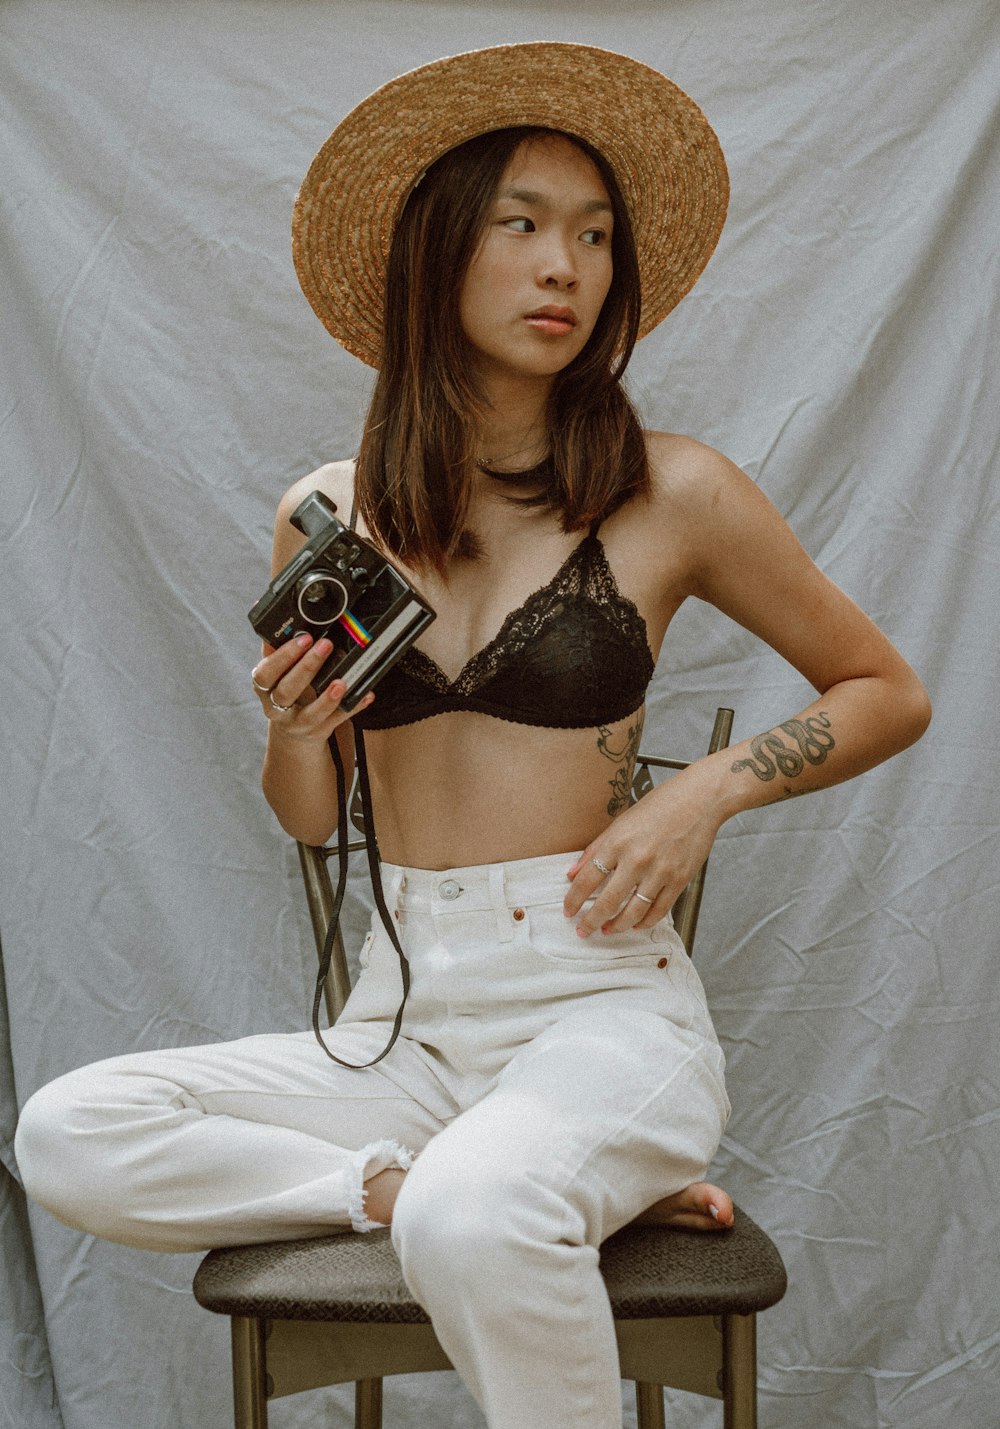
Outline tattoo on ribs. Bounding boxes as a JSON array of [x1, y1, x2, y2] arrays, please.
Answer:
[[597, 712, 645, 815], [731, 712, 834, 791]]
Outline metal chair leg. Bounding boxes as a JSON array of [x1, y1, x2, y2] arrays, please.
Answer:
[[230, 1316, 268, 1429], [722, 1313, 757, 1429], [635, 1380, 667, 1429], [355, 1377, 383, 1429]]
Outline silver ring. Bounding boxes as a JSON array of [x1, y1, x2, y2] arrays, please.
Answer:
[[251, 670, 271, 695], [632, 890, 655, 905], [268, 692, 296, 713], [591, 857, 614, 877]]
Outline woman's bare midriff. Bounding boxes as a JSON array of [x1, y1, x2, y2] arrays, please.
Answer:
[[363, 706, 645, 869], [295, 446, 701, 866]]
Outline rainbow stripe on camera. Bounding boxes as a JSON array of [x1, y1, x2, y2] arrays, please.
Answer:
[[338, 610, 373, 647]]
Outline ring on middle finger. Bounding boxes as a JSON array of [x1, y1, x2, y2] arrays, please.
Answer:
[[632, 890, 655, 906], [592, 857, 614, 877], [268, 692, 296, 713], [251, 670, 271, 695]]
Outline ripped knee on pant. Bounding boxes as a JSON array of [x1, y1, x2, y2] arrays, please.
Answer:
[[349, 1138, 417, 1233]]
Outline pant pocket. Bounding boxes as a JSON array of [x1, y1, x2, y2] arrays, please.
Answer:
[[517, 899, 667, 969]]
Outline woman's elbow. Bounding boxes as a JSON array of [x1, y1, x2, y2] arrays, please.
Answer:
[[260, 774, 339, 848], [896, 671, 933, 751]]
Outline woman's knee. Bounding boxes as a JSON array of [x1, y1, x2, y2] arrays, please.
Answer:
[[391, 1143, 575, 1299], [16, 1072, 94, 1226], [15, 1060, 148, 1237]]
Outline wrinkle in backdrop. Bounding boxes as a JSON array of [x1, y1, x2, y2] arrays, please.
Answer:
[[1, 2, 998, 1427]]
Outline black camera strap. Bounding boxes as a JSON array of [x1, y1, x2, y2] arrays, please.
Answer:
[[309, 493, 412, 1069], [310, 724, 411, 1071]]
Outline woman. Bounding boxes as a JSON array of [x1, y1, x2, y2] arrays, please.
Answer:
[[16, 44, 930, 1429]]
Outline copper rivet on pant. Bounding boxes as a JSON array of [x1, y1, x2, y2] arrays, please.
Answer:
[[657, 957, 668, 969], [513, 907, 525, 921]]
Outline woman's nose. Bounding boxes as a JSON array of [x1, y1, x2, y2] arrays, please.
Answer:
[[538, 237, 578, 290]]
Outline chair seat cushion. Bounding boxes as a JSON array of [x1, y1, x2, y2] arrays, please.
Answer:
[[193, 1206, 786, 1324], [600, 1210, 786, 1317]]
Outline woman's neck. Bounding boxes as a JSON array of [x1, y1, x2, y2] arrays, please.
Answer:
[[474, 374, 551, 473]]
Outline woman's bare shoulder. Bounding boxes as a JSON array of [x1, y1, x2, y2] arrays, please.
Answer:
[[275, 459, 356, 527], [642, 430, 744, 516], [271, 460, 356, 569]]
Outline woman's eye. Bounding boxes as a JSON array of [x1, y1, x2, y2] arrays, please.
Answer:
[[581, 228, 607, 246], [502, 216, 535, 233]]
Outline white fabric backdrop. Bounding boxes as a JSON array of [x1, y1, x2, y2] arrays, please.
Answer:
[[2, 2, 998, 1426]]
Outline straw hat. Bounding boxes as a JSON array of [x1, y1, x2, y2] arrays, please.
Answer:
[[293, 42, 729, 368]]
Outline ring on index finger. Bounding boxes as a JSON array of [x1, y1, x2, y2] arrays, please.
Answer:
[[268, 692, 296, 713], [592, 857, 614, 877], [251, 670, 271, 695], [632, 890, 655, 906]]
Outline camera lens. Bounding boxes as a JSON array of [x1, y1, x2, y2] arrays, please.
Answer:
[[296, 572, 348, 625]]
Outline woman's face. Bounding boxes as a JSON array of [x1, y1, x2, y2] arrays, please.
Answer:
[[458, 134, 614, 388]]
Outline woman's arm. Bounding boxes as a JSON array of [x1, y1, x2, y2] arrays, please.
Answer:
[[256, 462, 372, 847], [566, 439, 931, 936], [682, 439, 931, 810]]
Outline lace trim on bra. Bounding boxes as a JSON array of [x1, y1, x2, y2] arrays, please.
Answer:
[[412, 533, 649, 689], [360, 533, 655, 730]]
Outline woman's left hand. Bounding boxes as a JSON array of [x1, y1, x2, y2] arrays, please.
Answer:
[[563, 766, 723, 937]]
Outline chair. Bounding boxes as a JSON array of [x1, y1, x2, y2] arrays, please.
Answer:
[[194, 707, 787, 1428]]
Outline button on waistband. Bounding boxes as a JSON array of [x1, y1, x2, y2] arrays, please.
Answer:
[[437, 879, 463, 900]]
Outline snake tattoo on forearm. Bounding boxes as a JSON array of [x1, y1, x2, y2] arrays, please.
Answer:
[[731, 712, 835, 796]]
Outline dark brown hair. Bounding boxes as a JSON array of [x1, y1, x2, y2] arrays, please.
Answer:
[[354, 126, 649, 572]]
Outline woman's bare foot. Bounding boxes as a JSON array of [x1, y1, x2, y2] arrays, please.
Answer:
[[633, 1181, 734, 1231], [362, 1167, 407, 1226], [364, 1170, 732, 1233]]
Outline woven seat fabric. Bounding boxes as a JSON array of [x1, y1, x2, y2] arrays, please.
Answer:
[[600, 1209, 787, 1318], [194, 1208, 785, 1325], [194, 1228, 430, 1324]]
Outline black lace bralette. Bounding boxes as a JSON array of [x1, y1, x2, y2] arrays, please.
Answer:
[[359, 526, 655, 731]]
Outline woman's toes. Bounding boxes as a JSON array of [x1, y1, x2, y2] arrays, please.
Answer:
[[686, 1180, 734, 1227], [633, 1181, 734, 1230]]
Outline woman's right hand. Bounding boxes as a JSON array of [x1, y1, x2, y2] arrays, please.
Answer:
[[252, 633, 374, 743]]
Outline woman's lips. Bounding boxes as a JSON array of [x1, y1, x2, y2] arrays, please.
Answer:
[[525, 309, 577, 335]]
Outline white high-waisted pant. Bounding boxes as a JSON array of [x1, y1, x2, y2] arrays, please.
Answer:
[[16, 850, 730, 1429]]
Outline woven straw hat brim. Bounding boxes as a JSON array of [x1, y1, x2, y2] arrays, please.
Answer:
[[293, 42, 729, 369]]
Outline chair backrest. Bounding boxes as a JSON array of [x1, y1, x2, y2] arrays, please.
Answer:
[[637, 706, 734, 955], [297, 707, 734, 1023]]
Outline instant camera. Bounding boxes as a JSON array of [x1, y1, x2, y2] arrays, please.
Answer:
[[248, 490, 434, 710]]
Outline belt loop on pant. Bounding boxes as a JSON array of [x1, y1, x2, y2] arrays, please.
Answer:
[[488, 865, 513, 943], [385, 865, 406, 918]]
